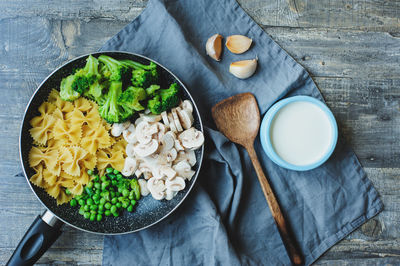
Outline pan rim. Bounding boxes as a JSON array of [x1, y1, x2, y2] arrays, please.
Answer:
[[19, 51, 204, 235]]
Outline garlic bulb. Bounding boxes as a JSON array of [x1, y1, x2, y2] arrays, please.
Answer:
[[229, 59, 257, 79], [226, 35, 252, 54], [206, 34, 223, 61]]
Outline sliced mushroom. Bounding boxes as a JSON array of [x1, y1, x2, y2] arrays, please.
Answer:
[[138, 179, 150, 196], [175, 150, 196, 166], [168, 113, 177, 133], [154, 122, 166, 141], [125, 143, 135, 158], [166, 176, 186, 192], [143, 171, 153, 180], [134, 139, 159, 157], [134, 116, 144, 126], [178, 128, 204, 150], [161, 111, 169, 128], [173, 161, 195, 181], [140, 113, 162, 123], [135, 169, 143, 178], [144, 109, 151, 114], [111, 121, 130, 137], [174, 139, 185, 151], [171, 108, 183, 132], [147, 177, 166, 200], [180, 100, 193, 113], [165, 148, 177, 163], [160, 165, 177, 180], [162, 131, 176, 150], [176, 107, 194, 130], [165, 188, 176, 200], [186, 150, 197, 166], [122, 124, 137, 143], [136, 121, 158, 144], [121, 157, 137, 177]]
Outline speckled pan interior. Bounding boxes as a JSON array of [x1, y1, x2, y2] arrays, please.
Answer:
[[20, 51, 204, 234]]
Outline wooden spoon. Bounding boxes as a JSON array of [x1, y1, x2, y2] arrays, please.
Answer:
[[212, 92, 303, 265]]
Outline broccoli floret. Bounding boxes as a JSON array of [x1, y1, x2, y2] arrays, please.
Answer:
[[120, 60, 159, 88], [146, 85, 160, 97], [72, 55, 101, 94], [98, 55, 130, 82], [84, 81, 105, 104], [147, 83, 180, 114], [60, 74, 81, 101], [98, 81, 132, 123], [147, 95, 162, 114], [159, 82, 180, 110], [118, 86, 147, 112]]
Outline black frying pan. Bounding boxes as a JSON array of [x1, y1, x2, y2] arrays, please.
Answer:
[[8, 51, 204, 265]]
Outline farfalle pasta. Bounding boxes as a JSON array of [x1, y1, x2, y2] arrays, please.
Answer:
[[29, 90, 116, 205]]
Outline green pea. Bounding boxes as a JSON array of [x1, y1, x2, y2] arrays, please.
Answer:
[[116, 174, 122, 179], [90, 205, 98, 211], [78, 199, 85, 206], [90, 213, 96, 221], [131, 199, 136, 206], [116, 202, 122, 208], [100, 198, 106, 205], [86, 198, 94, 205], [85, 187, 93, 197], [65, 188, 71, 195], [94, 199, 100, 205], [105, 202, 111, 209], [92, 194, 100, 201], [84, 212, 90, 219], [110, 192, 116, 198], [112, 180, 117, 186], [127, 205, 133, 212], [112, 169, 119, 174], [70, 199, 77, 207], [98, 210, 104, 215], [116, 192, 121, 197], [90, 210, 97, 214], [112, 212, 119, 217], [102, 181, 110, 190], [96, 214, 102, 221], [87, 169, 94, 176], [101, 175, 108, 182], [105, 210, 111, 216], [84, 205, 90, 212], [122, 189, 129, 197], [87, 181, 93, 189], [106, 168, 113, 174], [122, 201, 129, 209], [79, 208, 85, 215], [94, 183, 101, 190], [98, 204, 104, 211], [128, 191, 134, 200], [110, 205, 117, 213], [108, 174, 116, 180], [94, 175, 100, 182], [111, 198, 118, 204], [130, 179, 141, 200]]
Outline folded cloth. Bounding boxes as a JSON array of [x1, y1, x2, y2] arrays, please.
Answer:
[[100, 0, 383, 264]]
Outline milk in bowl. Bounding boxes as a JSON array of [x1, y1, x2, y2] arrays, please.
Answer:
[[260, 96, 338, 171]]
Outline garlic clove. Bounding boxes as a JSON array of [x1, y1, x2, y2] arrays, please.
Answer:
[[226, 35, 252, 54], [206, 34, 223, 61], [229, 59, 258, 79]]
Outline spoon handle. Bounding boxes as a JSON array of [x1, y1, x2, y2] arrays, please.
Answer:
[[246, 144, 303, 265]]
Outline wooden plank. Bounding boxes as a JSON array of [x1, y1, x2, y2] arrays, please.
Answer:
[[264, 27, 400, 79], [238, 0, 400, 31], [1, 0, 400, 32]]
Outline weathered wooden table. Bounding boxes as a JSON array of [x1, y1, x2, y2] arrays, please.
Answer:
[[1, 0, 399, 265]]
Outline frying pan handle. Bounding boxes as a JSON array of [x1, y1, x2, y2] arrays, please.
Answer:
[[7, 210, 63, 266]]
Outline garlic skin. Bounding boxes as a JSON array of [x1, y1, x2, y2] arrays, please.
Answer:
[[226, 35, 252, 54], [229, 59, 258, 79], [206, 34, 223, 61]]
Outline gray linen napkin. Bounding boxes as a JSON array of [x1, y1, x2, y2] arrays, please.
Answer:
[[100, 0, 383, 265]]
